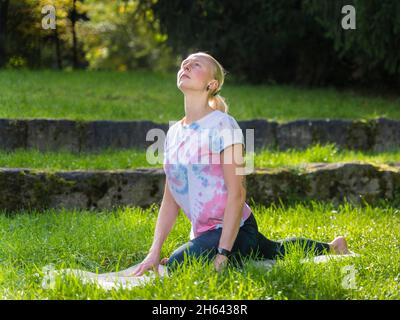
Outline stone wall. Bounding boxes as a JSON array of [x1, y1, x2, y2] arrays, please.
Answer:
[[1, 162, 399, 213], [0, 117, 399, 152]]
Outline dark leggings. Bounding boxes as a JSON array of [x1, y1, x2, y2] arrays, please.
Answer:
[[165, 213, 331, 270]]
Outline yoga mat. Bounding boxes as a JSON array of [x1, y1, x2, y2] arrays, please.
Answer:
[[41, 252, 360, 291], [41, 263, 168, 291]]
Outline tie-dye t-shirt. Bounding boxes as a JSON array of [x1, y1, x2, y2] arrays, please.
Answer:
[[163, 109, 252, 240]]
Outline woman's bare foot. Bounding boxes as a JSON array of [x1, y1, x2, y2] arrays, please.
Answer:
[[329, 236, 351, 254]]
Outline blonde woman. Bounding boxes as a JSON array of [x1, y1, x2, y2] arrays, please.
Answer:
[[131, 52, 350, 276]]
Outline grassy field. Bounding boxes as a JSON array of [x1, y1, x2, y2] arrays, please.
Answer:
[[0, 200, 398, 300], [1, 70, 399, 300], [1, 70, 400, 122], [0, 144, 399, 172]]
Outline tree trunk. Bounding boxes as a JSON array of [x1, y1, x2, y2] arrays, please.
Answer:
[[71, 0, 78, 68], [0, 0, 9, 68], [54, 27, 62, 69]]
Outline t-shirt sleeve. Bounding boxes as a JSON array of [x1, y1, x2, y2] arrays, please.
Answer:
[[215, 115, 245, 153]]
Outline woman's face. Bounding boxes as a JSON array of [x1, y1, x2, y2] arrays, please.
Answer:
[[177, 55, 215, 94]]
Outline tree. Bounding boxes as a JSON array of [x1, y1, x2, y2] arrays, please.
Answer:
[[1, 0, 176, 71], [78, 0, 176, 71], [303, 0, 400, 86], [152, 0, 400, 87], [0, 0, 9, 68]]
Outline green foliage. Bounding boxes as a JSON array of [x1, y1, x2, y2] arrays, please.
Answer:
[[2, 0, 88, 69], [1, 0, 176, 71], [153, 0, 400, 86], [2, 0, 399, 86], [2, 0, 41, 68], [78, 0, 176, 71], [303, 0, 400, 82]]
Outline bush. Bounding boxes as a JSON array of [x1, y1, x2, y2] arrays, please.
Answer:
[[153, 0, 400, 87]]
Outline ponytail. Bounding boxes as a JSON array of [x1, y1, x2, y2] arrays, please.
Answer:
[[208, 94, 228, 113]]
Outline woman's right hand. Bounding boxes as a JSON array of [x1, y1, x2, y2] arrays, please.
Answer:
[[130, 252, 166, 277]]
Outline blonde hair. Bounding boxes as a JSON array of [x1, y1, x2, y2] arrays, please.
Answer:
[[189, 52, 229, 113]]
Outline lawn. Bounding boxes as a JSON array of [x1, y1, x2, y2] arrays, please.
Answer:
[[0, 144, 399, 172], [1, 70, 399, 301], [1, 70, 400, 122], [0, 200, 398, 299]]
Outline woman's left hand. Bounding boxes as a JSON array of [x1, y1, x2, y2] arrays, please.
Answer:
[[214, 254, 229, 272]]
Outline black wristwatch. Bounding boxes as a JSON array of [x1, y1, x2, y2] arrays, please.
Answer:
[[217, 247, 231, 257]]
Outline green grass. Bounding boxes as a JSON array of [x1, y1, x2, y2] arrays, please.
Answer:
[[1, 70, 399, 122], [1, 70, 399, 300], [0, 200, 398, 299], [0, 144, 399, 172]]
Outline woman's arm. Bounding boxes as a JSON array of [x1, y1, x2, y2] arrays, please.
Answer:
[[149, 180, 181, 254], [131, 180, 180, 276], [215, 143, 247, 270]]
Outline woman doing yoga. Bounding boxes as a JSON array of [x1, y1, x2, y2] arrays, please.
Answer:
[[131, 52, 350, 276]]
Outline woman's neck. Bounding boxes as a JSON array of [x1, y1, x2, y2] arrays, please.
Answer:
[[182, 92, 213, 125]]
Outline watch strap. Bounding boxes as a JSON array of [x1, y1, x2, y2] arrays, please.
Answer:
[[217, 247, 231, 257]]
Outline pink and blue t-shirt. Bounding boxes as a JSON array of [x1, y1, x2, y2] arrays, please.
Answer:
[[163, 109, 252, 240]]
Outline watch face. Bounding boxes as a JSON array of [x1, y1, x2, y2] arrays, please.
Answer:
[[217, 248, 230, 256]]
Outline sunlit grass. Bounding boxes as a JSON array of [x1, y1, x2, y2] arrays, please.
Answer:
[[253, 143, 400, 169], [1, 70, 399, 122], [0, 144, 398, 172], [1, 70, 399, 300], [0, 200, 398, 299]]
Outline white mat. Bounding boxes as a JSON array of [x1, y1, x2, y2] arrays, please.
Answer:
[[41, 252, 360, 291], [41, 263, 167, 291]]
